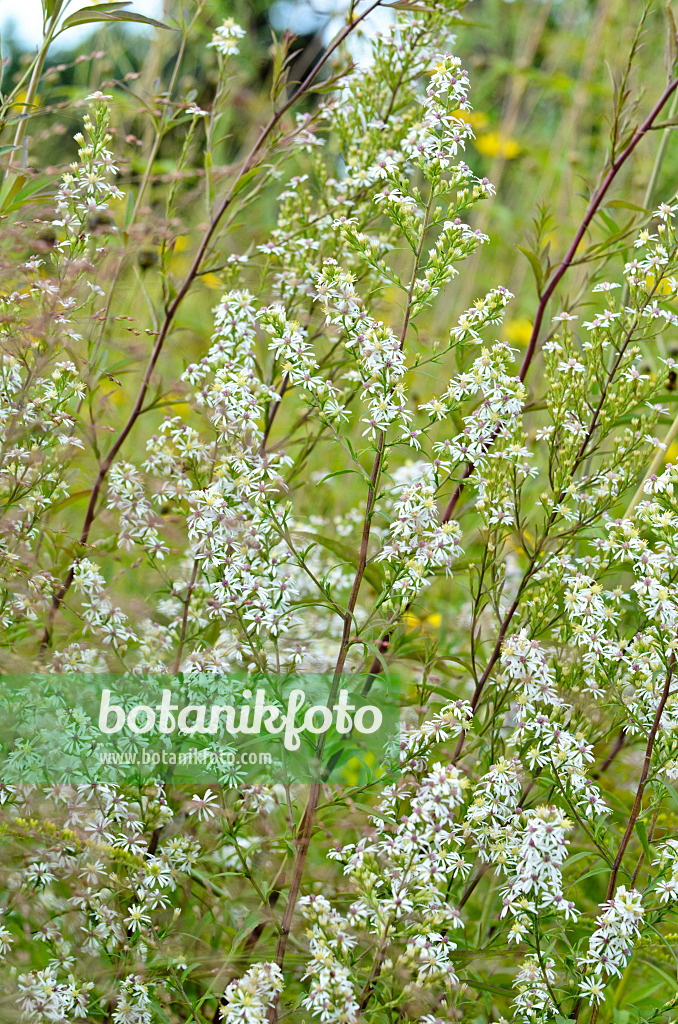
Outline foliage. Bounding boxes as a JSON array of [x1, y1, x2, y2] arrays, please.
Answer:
[[2, 2, 678, 1023]]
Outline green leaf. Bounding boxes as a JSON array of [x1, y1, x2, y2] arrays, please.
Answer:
[[292, 531, 384, 593], [386, 1, 441, 9], [352, 802, 397, 824], [46, 491, 91, 515], [661, 779, 678, 812], [60, 2, 172, 32], [178, 961, 202, 982], [457, 978, 513, 998], [421, 675, 475, 701], [635, 819, 651, 860], [597, 209, 619, 234], [162, 274, 178, 307], [230, 166, 261, 200], [228, 910, 273, 953], [315, 469, 361, 487], [0, 174, 27, 215], [516, 244, 544, 292], [606, 199, 647, 211], [666, 2, 678, 80], [0, 175, 54, 214], [563, 850, 596, 869], [629, 981, 663, 1003], [61, 0, 131, 17], [572, 863, 613, 884]]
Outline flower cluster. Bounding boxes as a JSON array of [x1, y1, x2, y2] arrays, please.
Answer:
[[501, 806, 577, 926], [208, 18, 246, 57], [315, 260, 414, 441], [220, 962, 284, 1024], [513, 955, 557, 1024], [17, 967, 94, 1022], [300, 896, 360, 1024], [377, 466, 462, 600], [502, 631, 606, 818], [578, 887, 644, 1002], [71, 557, 136, 649], [107, 462, 168, 559], [180, 291, 301, 639], [53, 96, 122, 254]]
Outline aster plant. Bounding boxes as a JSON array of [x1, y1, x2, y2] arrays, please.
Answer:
[[2, 1, 678, 1023]]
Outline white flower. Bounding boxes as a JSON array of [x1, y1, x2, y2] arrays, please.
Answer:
[[578, 976, 606, 1004], [0, 915, 14, 955], [221, 963, 283, 1024], [124, 904, 151, 933], [208, 18, 246, 57], [188, 788, 220, 821]]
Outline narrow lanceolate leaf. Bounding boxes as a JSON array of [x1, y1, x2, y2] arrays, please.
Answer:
[[293, 530, 384, 592], [635, 819, 651, 860], [0, 175, 54, 214], [386, 1, 441, 10], [666, 3, 678, 82], [516, 244, 544, 292], [0, 174, 28, 214], [59, 2, 172, 32]]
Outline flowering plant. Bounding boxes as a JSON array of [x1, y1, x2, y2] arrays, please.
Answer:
[[3, 1, 678, 1022]]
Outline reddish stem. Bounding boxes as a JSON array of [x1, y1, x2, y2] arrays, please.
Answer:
[[441, 73, 678, 525], [605, 650, 675, 901]]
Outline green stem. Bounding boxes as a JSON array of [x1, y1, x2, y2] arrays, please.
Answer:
[[3, 5, 61, 181]]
